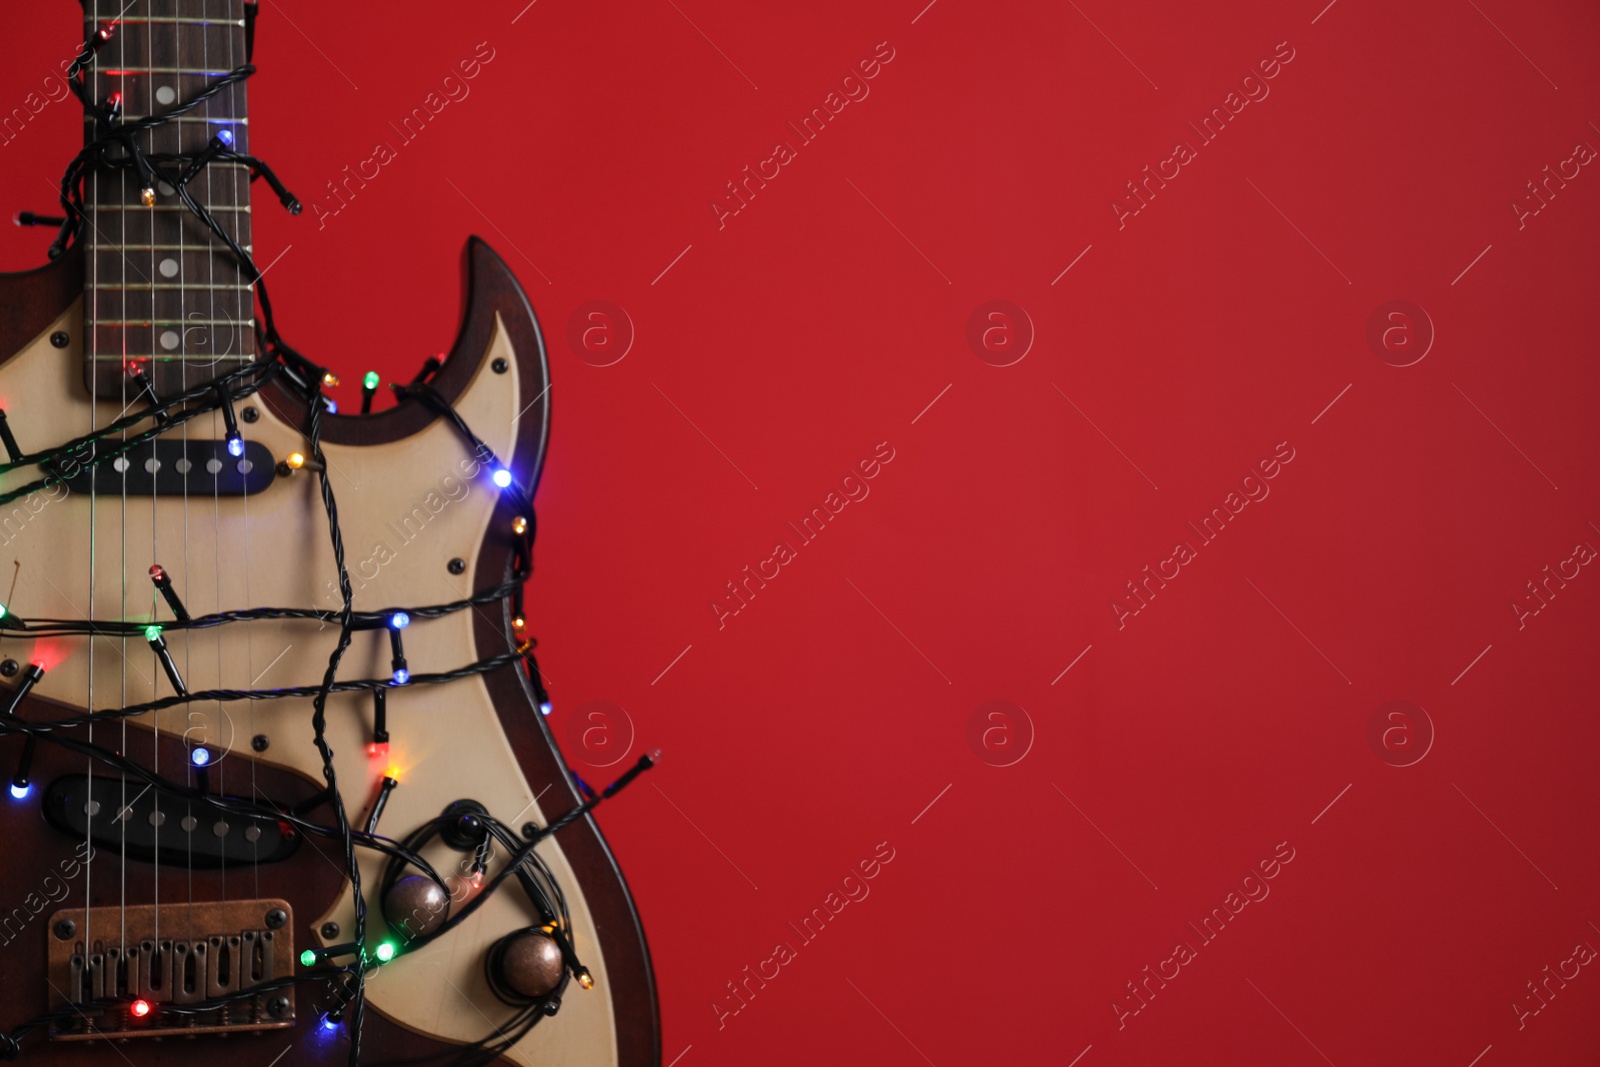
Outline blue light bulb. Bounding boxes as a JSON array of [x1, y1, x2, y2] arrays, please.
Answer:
[[538, 702, 552, 716], [492, 468, 512, 489], [321, 1015, 340, 1032], [226, 432, 244, 458], [9, 781, 30, 800], [392, 668, 410, 685], [326, 400, 339, 414], [390, 612, 410, 630], [191, 746, 211, 767], [217, 128, 234, 147]]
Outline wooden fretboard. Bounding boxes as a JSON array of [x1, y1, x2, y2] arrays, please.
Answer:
[[82, 0, 256, 400]]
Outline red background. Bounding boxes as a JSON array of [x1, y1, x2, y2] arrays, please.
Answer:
[[5, 1, 1600, 1064]]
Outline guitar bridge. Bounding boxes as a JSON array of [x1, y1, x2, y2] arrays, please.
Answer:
[[45, 899, 296, 1040]]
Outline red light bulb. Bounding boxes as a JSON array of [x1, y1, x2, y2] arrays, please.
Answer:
[[130, 998, 151, 1018]]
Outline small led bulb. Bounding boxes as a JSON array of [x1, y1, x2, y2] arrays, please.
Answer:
[[390, 612, 410, 630], [226, 432, 244, 458], [576, 968, 594, 990], [190, 746, 211, 767], [9, 781, 30, 800], [130, 998, 152, 1018], [323, 372, 340, 387], [492, 468, 512, 489], [216, 128, 234, 147], [512, 517, 528, 535], [363, 371, 379, 390], [144, 624, 162, 642], [286, 452, 306, 470], [141, 187, 156, 207], [374, 941, 397, 963], [392, 668, 410, 685]]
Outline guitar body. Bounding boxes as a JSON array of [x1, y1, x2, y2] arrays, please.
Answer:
[[0, 238, 659, 1067]]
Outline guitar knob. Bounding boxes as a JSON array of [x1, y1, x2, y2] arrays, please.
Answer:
[[383, 875, 449, 938], [489, 930, 564, 1000]]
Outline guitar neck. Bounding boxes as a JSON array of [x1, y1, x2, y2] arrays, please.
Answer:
[[82, 0, 257, 400]]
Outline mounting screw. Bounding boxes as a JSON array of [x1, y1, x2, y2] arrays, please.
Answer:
[[267, 995, 291, 1019], [241, 405, 259, 423], [0, 659, 18, 678], [522, 822, 538, 840], [321, 922, 340, 939], [448, 558, 466, 575], [251, 734, 270, 752], [264, 908, 287, 929], [50, 331, 70, 349], [491, 357, 509, 374], [53, 919, 76, 941]]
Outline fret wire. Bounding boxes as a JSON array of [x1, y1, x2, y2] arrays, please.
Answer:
[[90, 205, 251, 212], [90, 283, 254, 291], [102, 17, 246, 25], [90, 319, 257, 326]]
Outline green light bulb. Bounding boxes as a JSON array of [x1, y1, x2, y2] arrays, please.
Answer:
[[363, 371, 380, 391], [374, 942, 396, 963], [300, 949, 317, 968], [144, 624, 162, 642]]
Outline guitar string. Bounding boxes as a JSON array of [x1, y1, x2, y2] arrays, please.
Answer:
[[83, 0, 99, 999]]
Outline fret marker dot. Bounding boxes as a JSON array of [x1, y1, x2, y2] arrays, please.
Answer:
[[160, 330, 179, 351], [158, 181, 175, 196], [144, 457, 161, 474], [156, 86, 177, 106], [160, 258, 179, 278]]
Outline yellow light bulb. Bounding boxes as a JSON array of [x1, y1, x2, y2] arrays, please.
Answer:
[[286, 452, 306, 470], [140, 187, 156, 207], [576, 969, 594, 990], [512, 517, 528, 535], [323, 372, 340, 387]]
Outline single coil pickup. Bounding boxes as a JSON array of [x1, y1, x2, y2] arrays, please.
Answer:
[[46, 901, 295, 1039], [46, 437, 277, 496], [44, 775, 299, 868]]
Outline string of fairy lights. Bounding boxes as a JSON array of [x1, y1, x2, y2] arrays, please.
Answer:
[[0, 11, 654, 1065]]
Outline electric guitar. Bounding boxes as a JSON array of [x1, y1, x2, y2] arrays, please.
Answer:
[[0, 4, 658, 1065]]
